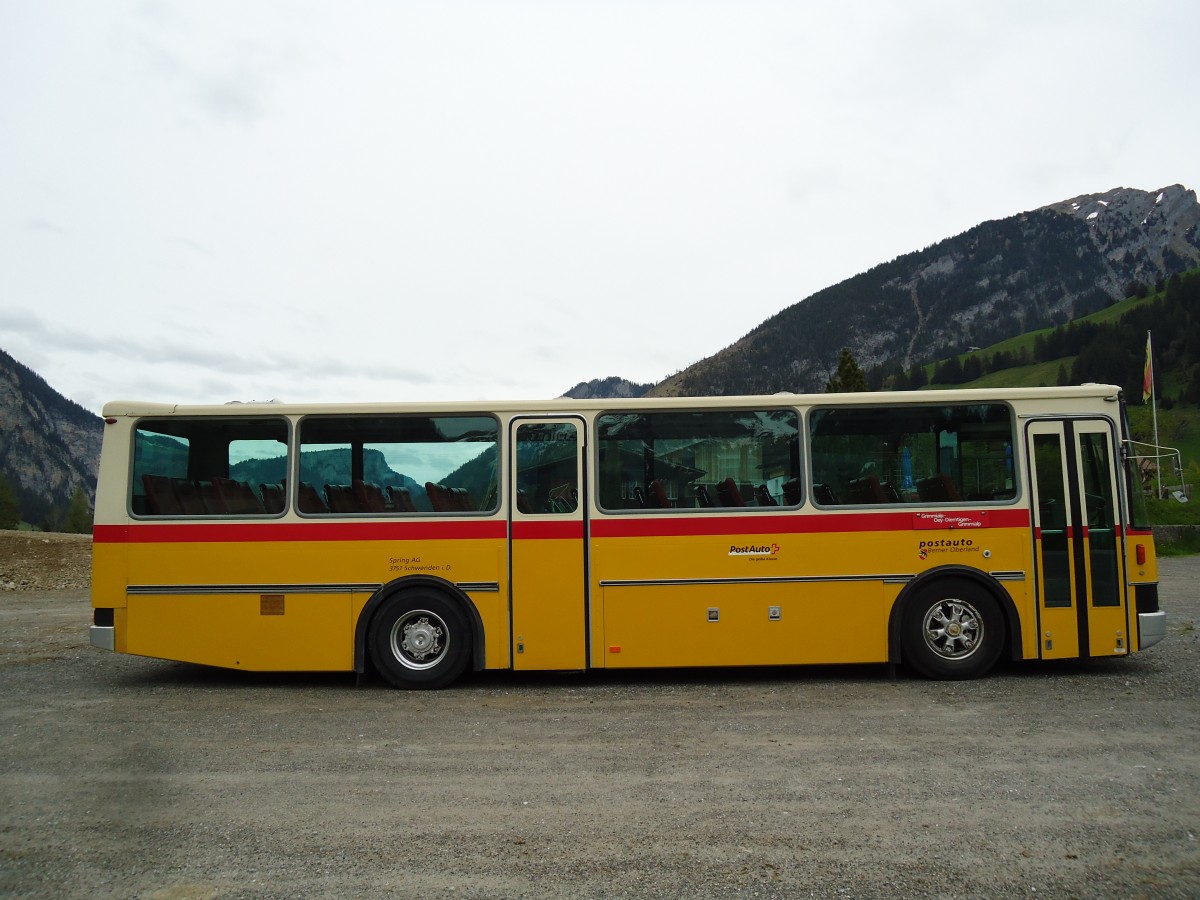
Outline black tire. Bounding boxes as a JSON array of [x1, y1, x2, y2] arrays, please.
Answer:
[[369, 589, 471, 689], [902, 578, 1004, 680]]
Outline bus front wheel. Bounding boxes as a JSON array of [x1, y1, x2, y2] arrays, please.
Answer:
[[902, 579, 1004, 680], [369, 589, 471, 689]]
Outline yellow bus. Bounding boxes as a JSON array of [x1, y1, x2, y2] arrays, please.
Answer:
[[89, 385, 1165, 688]]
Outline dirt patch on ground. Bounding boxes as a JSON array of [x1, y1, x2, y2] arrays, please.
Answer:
[[0, 529, 91, 593]]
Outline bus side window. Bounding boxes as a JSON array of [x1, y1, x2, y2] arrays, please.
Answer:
[[297, 415, 499, 515], [809, 404, 1015, 506], [596, 409, 801, 512]]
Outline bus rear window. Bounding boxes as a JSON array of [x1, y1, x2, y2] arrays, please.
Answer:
[[809, 403, 1016, 506], [132, 418, 289, 517]]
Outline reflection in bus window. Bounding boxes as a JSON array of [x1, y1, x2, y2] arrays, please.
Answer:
[[297, 415, 499, 515], [809, 404, 1016, 506], [596, 409, 801, 511], [132, 418, 289, 517], [516, 422, 578, 514]]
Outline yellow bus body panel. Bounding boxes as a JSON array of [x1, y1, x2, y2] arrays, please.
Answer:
[[126, 592, 356, 670], [116, 534, 509, 673], [511, 537, 586, 670], [590, 521, 1037, 668]]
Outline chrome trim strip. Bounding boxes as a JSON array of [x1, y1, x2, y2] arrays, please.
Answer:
[[127, 581, 501, 596], [600, 574, 916, 588], [989, 571, 1027, 581], [128, 583, 382, 595]]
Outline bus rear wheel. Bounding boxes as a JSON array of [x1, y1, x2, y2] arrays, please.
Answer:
[[369, 589, 471, 689], [902, 579, 1004, 680]]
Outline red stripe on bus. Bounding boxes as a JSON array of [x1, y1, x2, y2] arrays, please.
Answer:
[[93, 521, 508, 544], [512, 521, 585, 540], [591, 508, 1030, 539], [95, 508, 1032, 544]]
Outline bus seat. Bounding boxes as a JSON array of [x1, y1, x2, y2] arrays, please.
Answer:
[[142, 474, 182, 515], [426, 482, 453, 512], [695, 485, 714, 507], [297, 482, 328, 513], [812, 483, 839, 505], [755, 485, 778, 506], [717, 478, 745, 507], [259, 483, 285, 513], [449, 487, 473, 511], [353, 480, 388, 513], [848, 476, 887, 504], [388, 485, 417, 512], [647, 479, 670, 508], [917, 474, 960, 502], [213, 477, 265, 514], [171, 478, 207, 515], [783, 479, 802, 505], [325, 484, 359, 513]]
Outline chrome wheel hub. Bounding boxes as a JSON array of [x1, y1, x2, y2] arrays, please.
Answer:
[[923, 599, 982, 660], [389, 610, 448, 670]]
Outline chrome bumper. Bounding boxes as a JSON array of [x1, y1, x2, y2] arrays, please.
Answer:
[[89, 625, 115, 652], [1138, 610, 1167, 650]]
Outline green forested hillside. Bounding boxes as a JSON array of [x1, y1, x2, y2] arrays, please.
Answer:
[[912, 268, 1200, 400]]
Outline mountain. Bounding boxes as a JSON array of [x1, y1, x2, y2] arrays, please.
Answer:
[[0, 348, 103, 526], [560, 376, 654, 400], [650, 185, 1200, 397]]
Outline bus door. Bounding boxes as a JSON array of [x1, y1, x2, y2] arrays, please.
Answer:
[[509, 418, 588, 670], [1025, 419, 1128, 660]]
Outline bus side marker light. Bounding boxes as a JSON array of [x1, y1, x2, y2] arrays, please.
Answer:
[[609, 646, 621, 654], [1136, 544, 1147, 565]]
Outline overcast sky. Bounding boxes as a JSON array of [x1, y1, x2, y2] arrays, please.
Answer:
[[2, 1, 1197, 415]]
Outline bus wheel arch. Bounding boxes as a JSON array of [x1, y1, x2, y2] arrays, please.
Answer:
[[889, 567, 1019, 679], [355, 576, 484, 689]]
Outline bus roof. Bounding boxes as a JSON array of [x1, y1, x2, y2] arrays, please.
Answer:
[[100, 384, 1123, 419]]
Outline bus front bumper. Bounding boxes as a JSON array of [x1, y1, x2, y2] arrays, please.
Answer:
[[1138, 610, 1167, 650]]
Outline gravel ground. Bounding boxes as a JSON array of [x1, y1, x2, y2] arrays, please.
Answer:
[[0, 536, 1198, 899]]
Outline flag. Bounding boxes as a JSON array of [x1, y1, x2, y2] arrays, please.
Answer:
[[1142, 332, 1153, 402]]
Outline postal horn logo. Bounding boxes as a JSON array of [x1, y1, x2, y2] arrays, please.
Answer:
[[729, 543, 780, 557]]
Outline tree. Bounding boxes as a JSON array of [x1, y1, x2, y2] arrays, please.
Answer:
[[0, 475, 19, 529], [825, 347, 869, 393], [65, 487, 93, 534]]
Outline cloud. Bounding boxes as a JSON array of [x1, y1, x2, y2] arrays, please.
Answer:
[[25, 218, 64, 235], [134, 13, 273, 127]]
